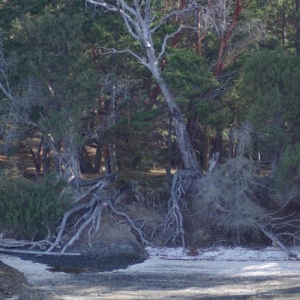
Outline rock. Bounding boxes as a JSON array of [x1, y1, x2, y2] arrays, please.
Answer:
[[14, 220, 148, 272], [58, 222, 148, 271], [0, 260, 28, 298]]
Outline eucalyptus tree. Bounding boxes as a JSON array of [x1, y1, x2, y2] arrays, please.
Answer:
[[85, 0, 201, 172], [83, 0, 216, 246]]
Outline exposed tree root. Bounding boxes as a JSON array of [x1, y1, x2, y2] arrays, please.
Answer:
[[42, 173, 156, 253], [162, 169, 202, 248], [161, 153, 219, 247]]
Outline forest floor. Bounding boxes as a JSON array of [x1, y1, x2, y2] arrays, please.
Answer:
[[2, 246, 300, 299]]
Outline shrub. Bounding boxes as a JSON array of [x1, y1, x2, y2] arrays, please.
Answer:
[[0, 174, 72, 240], [192, 126, 266, 245]]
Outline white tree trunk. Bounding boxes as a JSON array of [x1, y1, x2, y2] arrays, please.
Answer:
[[85, 0, 201, 171]]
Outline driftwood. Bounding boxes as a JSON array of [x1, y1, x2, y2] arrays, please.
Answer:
[[0, 247, 79, 256], [259, 225, 299, 259]]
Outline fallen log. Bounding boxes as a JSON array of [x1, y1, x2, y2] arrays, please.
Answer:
[[259, 225, 299, 260], [0, 248, 80, 256]]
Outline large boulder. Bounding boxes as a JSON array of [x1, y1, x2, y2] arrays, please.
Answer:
[[17, 219, 148, 272]]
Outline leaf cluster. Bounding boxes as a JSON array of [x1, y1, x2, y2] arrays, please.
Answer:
[[164, 48, 217, 100]]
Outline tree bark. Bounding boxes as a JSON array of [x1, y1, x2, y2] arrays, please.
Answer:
[[93, 140, 102, 173], [145, 42, 200, 171], [158, 80, 200, 171]]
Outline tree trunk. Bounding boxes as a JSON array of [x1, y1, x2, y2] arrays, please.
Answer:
[[215, 130, 223, 164], [78, 146, 94, 174], [93, 140, 102, 173], [108, 140, 118, 173], [158, 81, 200, 171], [296, 0, 300, 55], [146, 46, 200, 171], [202, 134, 210, 171], [53, 140, 63, 174], [42, 142, 51, 176]]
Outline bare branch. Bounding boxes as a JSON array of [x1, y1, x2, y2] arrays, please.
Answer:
[[97, 47, 148, 66], [259, 225, 299, 259], [0, 248, 79, 256], [0, 49, 14, 102], [268, 195, 296, 216], [85, 0, 120, 13], [150, 7, 190, 34], [157, 25, 184, 61], [106, 200, 154, 246]]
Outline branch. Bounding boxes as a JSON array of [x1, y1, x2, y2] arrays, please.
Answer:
[[97, 47, 148, 66], [46, 201, 96, 253], [106, 200, 153, 245], [0, 82, 14, 102], [85, 0, 120, 13], [86, 0, 140, 40], [0, 248, 80, 256], [61, 202, 105, 252], [259, 225, 299, 259], [157, 25, 184, 61], [268, 195, 296, 216], [208, 152, 219, 174], [150, 7, 190, 34]]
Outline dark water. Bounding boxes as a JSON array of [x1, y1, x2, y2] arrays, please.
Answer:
[[9, 252, 145, 273]]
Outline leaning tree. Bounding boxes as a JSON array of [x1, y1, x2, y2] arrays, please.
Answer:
[[82, 0, 210, 247], [86, 0, 200, 172]]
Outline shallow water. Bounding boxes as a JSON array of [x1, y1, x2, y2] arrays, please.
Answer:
[[2, 250, 300, 299]]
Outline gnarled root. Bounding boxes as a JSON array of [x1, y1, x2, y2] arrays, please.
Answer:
[[161, 169, 202, 248], [46, 174, 153, 253]]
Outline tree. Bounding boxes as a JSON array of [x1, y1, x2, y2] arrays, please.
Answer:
[[261, 0, 300, 53], [6, 8, 101, 183], [239, 49, 300, 175], [85, 0, 200, 172]]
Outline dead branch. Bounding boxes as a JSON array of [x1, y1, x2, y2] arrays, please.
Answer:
[[0, 239, 51, 250], [268, 195, 296, 216], [0, 248, 79, 256], [208, 152, 219, 174], [259, 225, 299, 259]]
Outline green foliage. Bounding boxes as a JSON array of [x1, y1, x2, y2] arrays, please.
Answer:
[[240, 50, 300, 160], [261, 0, 299, 51], [117, 108, 162, 130], [164, 48, 216, 100], [276, 144, 300, 184], [10, 11, 100, 145], [109, 103, 168, 170], [163, 47, 221, 132], [0, 174, 72, 239]]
